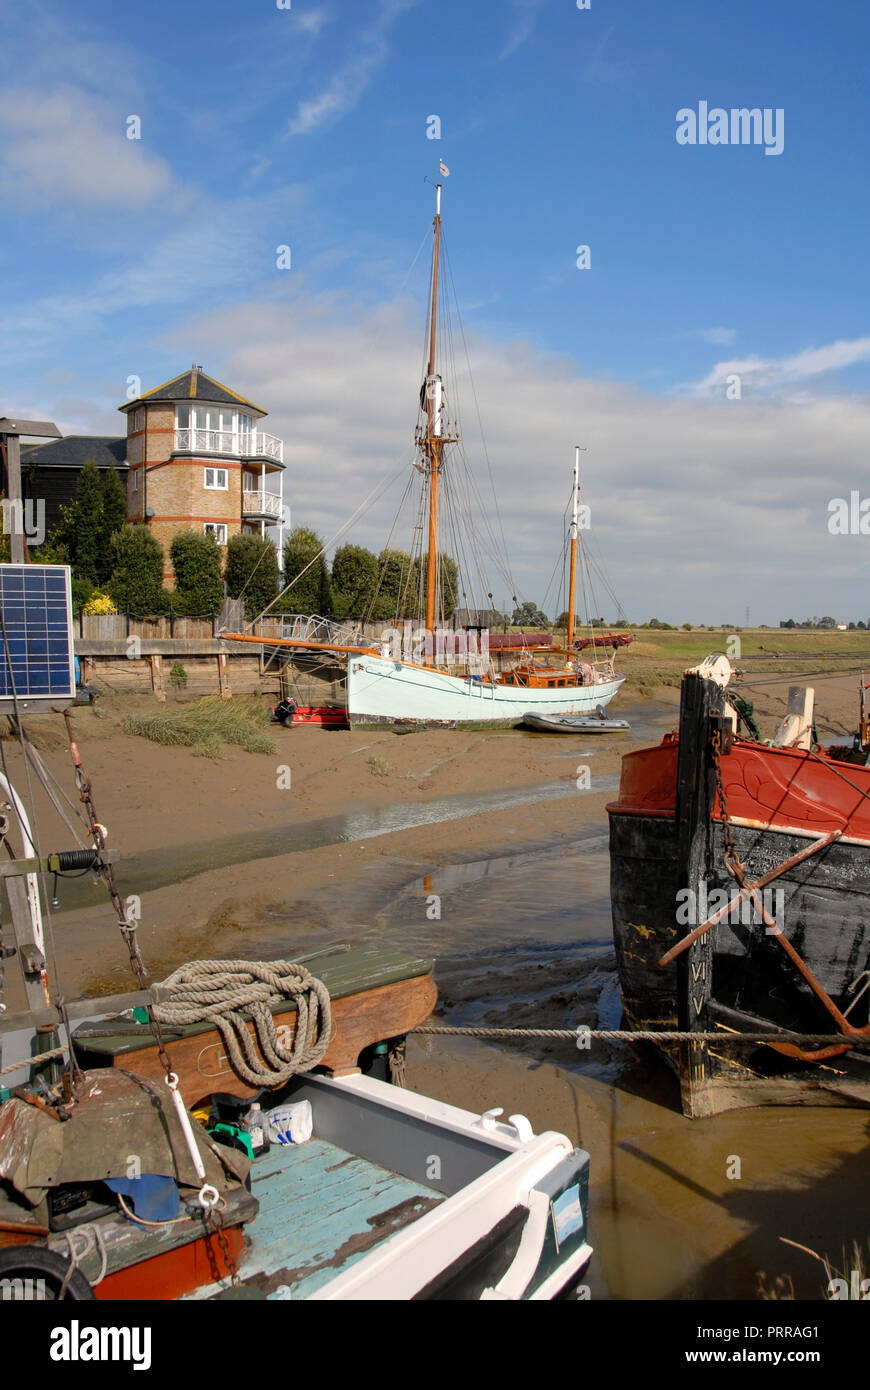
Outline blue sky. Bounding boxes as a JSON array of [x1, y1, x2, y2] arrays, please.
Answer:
[[2, 0, 869, 624]]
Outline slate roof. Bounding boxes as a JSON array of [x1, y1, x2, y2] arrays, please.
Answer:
[[119, 364, 266, 415], [21, 436, 128, 469]]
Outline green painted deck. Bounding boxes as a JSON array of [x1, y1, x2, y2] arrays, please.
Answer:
[[233, 1139, 443, 1299]]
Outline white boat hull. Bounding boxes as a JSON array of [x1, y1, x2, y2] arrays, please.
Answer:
[[347, 655, 624, 727]]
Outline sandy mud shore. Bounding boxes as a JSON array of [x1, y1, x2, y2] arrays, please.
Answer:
[[3, 668, 868, 1300]]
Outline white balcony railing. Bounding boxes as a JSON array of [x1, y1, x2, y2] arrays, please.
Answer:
[[174, 428, 284, 463], [242, 490, 283, 520]]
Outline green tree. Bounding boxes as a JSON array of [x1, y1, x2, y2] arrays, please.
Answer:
[[279, 527, 331, 615], [99, 466, 128, 582], [224, 533, 279, 620], [371, 548, 414, 620], [331, 544, 379, 619], [51, 459, 104, 585], [170, 530, 224, 614], [512, 601, 548, 627], [555, 612, 581, 629], [438, 552, 459, 620], [107, 525, 164, 613]]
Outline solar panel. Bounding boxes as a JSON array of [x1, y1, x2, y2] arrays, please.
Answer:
[[0, 564, 75, 704]]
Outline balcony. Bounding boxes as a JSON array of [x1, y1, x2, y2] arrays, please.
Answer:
[[242, 489, 283, 521], [174, 427, 284, 464]]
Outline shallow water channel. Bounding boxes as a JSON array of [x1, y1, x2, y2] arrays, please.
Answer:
[[66, 700, 870, 1300]]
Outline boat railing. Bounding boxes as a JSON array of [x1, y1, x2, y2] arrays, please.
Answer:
[[253, 613, 366, 649]]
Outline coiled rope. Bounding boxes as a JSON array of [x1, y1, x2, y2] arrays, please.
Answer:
[[152, 960, 331, 1087]]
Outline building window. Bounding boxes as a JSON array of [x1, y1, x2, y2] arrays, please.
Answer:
[[204, 523, 228, 544], [132, 469, 139, 492], [131, 408, 144, 432], [204, 467, 228, 490]]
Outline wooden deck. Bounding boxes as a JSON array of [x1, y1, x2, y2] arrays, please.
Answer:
[[199, 1139, 442, 1299]]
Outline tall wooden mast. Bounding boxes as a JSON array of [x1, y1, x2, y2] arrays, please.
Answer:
[[424, 183, 443, 634], [566, 446, 581, 654]]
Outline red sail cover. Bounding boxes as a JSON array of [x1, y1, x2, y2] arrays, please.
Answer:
[[486, 632, 553, 649], [574, 632, 633, 650]]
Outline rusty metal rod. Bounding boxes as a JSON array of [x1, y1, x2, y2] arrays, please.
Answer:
[[658, 829, 842, 967]]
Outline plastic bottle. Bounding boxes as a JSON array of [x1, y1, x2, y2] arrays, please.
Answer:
[[242, 1102, 269, 1157]]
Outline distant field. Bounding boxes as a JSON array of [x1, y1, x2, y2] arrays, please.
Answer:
[[593, 628, 870, 692]]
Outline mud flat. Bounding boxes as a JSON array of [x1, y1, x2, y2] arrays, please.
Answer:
[[3, 674, 866, 1300]]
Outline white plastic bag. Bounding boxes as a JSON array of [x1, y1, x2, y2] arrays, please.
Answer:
[[265, 1099, 313, 1145]]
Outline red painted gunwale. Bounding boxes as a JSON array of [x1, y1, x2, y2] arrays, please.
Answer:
[[606, 735, 870, 841]]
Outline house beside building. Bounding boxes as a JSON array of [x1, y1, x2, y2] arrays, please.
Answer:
[[20, 436, 128, 535], [120, 364, 286, 583]]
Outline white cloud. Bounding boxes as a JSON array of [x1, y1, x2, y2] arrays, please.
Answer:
[[0, 186, 308, 358], [689, 336, 870, 395], [142, 291, 870, 625], [294, 7, 332, 37], [0, 86, 173, 208], [286, 0, 421, 137], [496, 0, 551, 62]]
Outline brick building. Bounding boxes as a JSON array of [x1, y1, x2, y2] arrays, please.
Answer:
[[120, 365, 285, 583]]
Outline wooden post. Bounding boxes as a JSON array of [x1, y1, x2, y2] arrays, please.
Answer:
[[150, 653, 166, 702], [217, 651, 231, 699], [5, 433, 24, 564], [674, 672, 725, 1118]]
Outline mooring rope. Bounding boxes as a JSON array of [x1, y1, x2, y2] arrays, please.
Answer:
[[152, 959, 331, 1087], [414, 1025, 870, 1047]]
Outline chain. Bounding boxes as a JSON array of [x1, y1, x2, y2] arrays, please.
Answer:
[[711, 727, 742, 876], [206, 1204, 240, 1287], [63, 711, 174, 1079]]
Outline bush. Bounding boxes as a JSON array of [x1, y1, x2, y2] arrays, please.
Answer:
[[70, 577, 94, 613], [371, 548, 414, 620], [170, 530, 224, 614], [100, 466, 128, 566], [331, 544, 379, 619], [107, 525, 164, 613], [279, 527, 331, 616], [224, 533, 279, 619], [83, 591, 117, 615], [169, 662, 188, 692]]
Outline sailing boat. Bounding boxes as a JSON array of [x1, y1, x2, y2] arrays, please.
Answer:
[[226, 182, 627, 728]]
